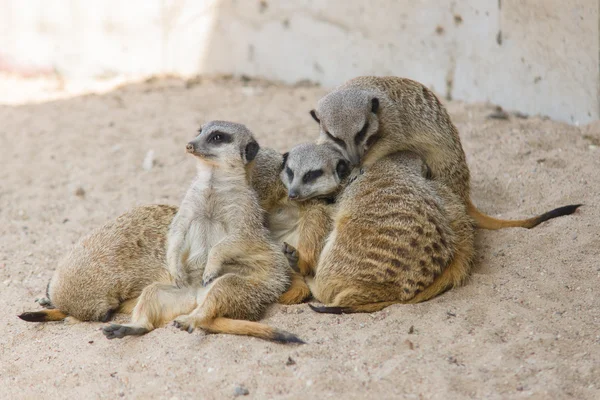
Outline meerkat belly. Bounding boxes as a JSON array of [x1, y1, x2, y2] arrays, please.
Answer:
[[184, 219, 227, 268], [267, 203, 301, 247]]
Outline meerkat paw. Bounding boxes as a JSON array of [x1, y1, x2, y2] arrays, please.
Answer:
[[201, 270, 219, 287], [282, 242, 300, 272], [35, 297, 54, 309], [102, 324, 148, 339], [348, 167, 365, 184], [172, 315, 195, 333]]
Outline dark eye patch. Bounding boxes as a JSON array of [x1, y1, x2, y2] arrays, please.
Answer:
[[207, 130, 232, 144], [285, 166, 294, 181], [325, 131, 347, 149], [354, 122, 369, 145], [302, 169, 323, 184]]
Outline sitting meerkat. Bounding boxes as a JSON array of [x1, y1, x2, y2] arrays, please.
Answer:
[[278, 143, 471, 312], [270, 142, 350, 276], [103, 121, 303, 343], [309, 76, 580, 299], [310, 76, 581, 230], [18, 205, 177, 323], [308, 151, 473, 313]]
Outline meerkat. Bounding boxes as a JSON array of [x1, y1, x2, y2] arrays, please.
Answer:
[[307, 76, 580, 302], [242, 143, 348, 305], [17, 152, 313, 328], [18, 205, 177, 323], [310, 76, 581, 230], [103, 121, 303, 343], [304, 150, 474, 313]]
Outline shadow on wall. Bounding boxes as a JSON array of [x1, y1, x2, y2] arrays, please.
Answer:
[[0, 0, 597, 124]]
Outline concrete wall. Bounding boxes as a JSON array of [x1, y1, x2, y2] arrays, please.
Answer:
[[0, 0, 597, 124]]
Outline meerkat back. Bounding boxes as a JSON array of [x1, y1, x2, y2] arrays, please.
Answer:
[[311, 151, 459, 310], [19, 205, 176, 323]]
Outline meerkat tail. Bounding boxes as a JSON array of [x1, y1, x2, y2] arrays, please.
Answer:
[[468, 200, 582, 230], [199, 317, 305, 344], [308, 302, 399, 314], [18, 309, 68, 322]]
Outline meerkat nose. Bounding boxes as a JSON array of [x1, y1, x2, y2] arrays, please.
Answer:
[[186, 143, 195, 152], [288, 191, 299, 200]]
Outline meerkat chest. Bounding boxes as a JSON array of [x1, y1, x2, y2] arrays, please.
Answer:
[[267, 203, 301, 246]]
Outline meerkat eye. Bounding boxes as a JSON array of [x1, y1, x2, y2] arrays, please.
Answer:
[[354, 122, 369, 145], [285, 166, 294, 181], [325, 131, 347, 149], [207, 131, 231, 144], [302, 169, 323, 184]]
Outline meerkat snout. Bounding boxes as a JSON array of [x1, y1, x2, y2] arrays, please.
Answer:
[[186, 143, 195, 153]]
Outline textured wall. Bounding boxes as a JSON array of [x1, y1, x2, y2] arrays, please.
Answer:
[[0, 0, 597, 124]]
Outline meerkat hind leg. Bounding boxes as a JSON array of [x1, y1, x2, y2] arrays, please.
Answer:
[[103, 283, 198, 339], [278, 271, 311, 305]]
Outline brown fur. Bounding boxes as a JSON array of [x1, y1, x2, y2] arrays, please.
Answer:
[[328, 76, 580, 230], [18, 205, 177, 323], [309, 152, 474, 313]]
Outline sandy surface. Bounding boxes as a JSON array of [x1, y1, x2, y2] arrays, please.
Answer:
[[1, 76, 598, 399]]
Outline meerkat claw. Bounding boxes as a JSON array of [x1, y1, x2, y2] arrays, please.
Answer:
[[282, 242, 300, 272], [173, 318, 194, 333]]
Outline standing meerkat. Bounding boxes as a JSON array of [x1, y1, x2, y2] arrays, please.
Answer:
[[103, 121, 303, 343], [310, 76, 581, 230], [18, 205, 177, 323]]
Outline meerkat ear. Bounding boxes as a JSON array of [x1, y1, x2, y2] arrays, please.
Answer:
[[310, 110, 320, 123], [244, 140, 260, 163], [371, 98, 379, 114], [335, 159, 350, 180], [281, 152, 289, 171]]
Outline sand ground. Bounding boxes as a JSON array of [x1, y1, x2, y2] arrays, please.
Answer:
[[1, 76, 598, 399]]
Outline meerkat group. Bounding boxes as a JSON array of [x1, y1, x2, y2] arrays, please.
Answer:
[[19, 75, 581, 338]]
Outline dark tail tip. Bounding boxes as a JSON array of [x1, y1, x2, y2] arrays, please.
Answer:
[[272, 330, 306, 344], [308, 303, 348, 314], [18, 311, 48, 322], [531, 204, 583, 228]]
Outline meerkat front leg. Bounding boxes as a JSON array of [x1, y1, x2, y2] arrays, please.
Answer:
[[201, 236, 242, 286], [166, 215, 190, 287], [282, 242, 300, 273]]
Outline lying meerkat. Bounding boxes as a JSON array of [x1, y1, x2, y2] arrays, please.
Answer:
[[310, 76, 581, 230], [103, 121, 303, 343], [18, 205, 177, 323], [307, 151, 474, 313]]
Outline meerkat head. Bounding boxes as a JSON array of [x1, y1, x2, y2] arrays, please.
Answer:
[[310, 88, 381, 166], [186, 120, 260, 169], [280, 142, 351, 201]]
